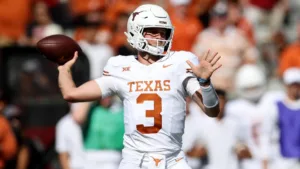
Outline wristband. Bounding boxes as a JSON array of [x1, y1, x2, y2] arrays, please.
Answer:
[[197, 77, 210, 85]]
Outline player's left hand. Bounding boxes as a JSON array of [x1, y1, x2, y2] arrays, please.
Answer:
[[186, 50, 222, 79]]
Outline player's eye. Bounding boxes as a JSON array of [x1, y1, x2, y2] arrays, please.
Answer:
[[159, 32, 166, 38]]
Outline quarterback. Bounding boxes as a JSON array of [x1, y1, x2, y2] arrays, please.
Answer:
[[57, 4, 222, 169]]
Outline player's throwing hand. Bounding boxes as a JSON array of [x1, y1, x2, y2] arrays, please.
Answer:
[[58, 51, 78, 71], [186, 50, 222, 80]]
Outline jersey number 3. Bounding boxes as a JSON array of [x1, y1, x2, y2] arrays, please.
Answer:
[[136, 93, 162, 134]]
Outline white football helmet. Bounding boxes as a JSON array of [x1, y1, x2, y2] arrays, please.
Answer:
[[235, 64, 267, 102], [125, 4, 174, 56]]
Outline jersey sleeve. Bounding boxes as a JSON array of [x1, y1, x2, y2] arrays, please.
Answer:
[[94, 57, 120, 98], [178, 51, 201, 97], [185, 78, 201, 97]]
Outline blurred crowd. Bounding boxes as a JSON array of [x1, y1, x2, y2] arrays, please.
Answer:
[[1, 0, 300, 169]]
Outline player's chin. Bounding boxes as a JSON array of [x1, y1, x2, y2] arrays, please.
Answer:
[[159, 42, 166, 46]]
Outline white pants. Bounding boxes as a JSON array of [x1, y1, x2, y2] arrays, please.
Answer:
[[270, 158, 300, 169], [118, 148, 192, 169], [84, 150, 121, 169]]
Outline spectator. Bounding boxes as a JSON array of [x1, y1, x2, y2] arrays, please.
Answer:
[[18, 1, 63, 46], [188, 0, 217, 28], [55, 103, 86, 169], [15, 59, 57, 103], [0, 0, 30, 46], [242, 0, 288, 45], [168, 0, 203, 51], [3, 105, 44, 169], [73, 96, 124, 169], [192, 1, 258, 92], [104, 0, 139, 27], [78, 20, 113, 79], [278, 20, 300, 77], [227, 0, 255, 45], [261, 30, 288, 79], [69, 0, 106, 18], [0, 114, 17, 169], [73, 8, 110, 41], [110, 12, 136, 56]]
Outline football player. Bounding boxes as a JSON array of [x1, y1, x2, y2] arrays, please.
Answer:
[[57, 4, 222, 169], [226, 64, 267, 169]]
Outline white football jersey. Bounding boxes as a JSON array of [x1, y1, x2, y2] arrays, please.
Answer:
[[226, 99, 261, 147], [95, 51, 200, 155], [226, 99, 263, 169]]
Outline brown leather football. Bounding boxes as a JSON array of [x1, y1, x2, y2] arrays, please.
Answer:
[[36, 34, 82, 65]]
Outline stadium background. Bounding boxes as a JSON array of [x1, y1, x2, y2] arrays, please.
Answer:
[[0, 0, 300, 169]]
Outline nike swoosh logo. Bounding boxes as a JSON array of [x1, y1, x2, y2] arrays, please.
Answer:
[[163, 64, 172, 68], [175, 157, 184, 162]]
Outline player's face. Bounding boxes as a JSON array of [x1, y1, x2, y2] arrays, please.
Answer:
[[287, 83, 300, 100], [143, 28, 167, 47], [213, 13, 228, 30]]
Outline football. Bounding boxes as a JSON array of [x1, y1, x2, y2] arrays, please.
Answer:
[[36, 34, 82, 65]]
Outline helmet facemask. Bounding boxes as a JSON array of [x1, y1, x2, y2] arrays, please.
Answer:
[[137, 27, 173, 56], [237, 85, 266, 103]]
